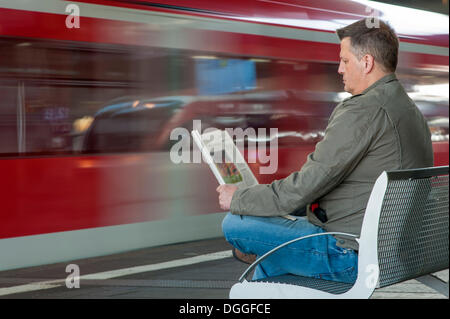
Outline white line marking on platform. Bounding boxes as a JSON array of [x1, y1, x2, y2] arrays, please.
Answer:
[[81, 250, 233, 280], [0, 250, 232, 296], [0, 280, 64, 297]]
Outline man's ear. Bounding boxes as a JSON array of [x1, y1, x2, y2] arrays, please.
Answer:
[[362, 54, 375, 74]]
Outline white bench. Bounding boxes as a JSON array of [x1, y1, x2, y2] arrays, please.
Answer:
[[230, 166, 449, 299]]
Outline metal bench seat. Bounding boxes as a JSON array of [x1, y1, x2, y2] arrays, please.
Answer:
[[230, 166, 449, 299], [254, 274, 354, 295]]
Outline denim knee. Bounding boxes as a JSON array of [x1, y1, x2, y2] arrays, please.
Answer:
[[221, 212, 240, 240]]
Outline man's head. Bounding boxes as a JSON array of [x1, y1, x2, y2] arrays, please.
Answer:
[[336, 19, 399, 95]]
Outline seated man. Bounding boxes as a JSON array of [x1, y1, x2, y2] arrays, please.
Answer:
[[217, 19, 434, 283]]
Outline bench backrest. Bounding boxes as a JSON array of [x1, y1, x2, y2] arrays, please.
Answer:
[[376, 167, 449, 288]]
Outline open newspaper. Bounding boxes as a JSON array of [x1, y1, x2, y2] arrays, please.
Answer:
[[191, 128, 296, 220], [191, 129, 258, 188]]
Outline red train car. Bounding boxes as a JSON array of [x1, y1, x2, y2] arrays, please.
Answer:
[[0, 0, 448, 270]]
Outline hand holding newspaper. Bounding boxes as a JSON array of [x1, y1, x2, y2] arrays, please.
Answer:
[[191, 128, 296, 220]]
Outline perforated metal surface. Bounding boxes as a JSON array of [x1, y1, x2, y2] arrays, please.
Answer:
[[254, 274, 354, 295], [377, 173, 449, 288]]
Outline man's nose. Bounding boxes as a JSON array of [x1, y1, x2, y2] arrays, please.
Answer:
[[338, 62, 344, 75]]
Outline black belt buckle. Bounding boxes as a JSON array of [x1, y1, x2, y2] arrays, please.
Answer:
[[313, 207, 328, 223]]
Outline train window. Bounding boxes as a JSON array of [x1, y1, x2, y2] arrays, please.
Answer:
[[23, 85, 130, 154], [0, 36, 447, 157], [0, 38, 196, 156], [0, 37, 332, 156], [0, 82, 18, 154]]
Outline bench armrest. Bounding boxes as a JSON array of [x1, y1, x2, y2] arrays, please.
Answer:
[[238, 232, 359, 282]]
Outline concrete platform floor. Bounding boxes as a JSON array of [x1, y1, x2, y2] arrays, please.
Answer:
[[0, 237, 447, 299]]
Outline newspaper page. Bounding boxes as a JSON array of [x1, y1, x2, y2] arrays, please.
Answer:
[[191, 129, 258, 189], [192, 128, 297, 221]]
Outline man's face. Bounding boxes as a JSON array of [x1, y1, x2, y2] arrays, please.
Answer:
[[338, 37, 365, 95]]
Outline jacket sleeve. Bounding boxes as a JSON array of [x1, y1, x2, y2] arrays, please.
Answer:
[[230, 102, 375, 216]]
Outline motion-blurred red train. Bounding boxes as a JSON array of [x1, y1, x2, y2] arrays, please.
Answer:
[[0, 0, 448, 270]]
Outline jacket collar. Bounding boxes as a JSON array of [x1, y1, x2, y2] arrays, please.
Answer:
[[360, 73, 397, 95], [344, 73, 397, 102]]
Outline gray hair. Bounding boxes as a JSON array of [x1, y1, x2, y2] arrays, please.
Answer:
[[336, 19, 399, 72]]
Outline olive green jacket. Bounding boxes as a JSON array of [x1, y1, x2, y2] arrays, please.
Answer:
[[230, 73, 434, 250]]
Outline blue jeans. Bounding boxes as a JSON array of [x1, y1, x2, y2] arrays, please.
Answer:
[[222, 213, 358, 283]]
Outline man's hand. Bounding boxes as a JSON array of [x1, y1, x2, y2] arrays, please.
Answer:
[[216, 184, 238, 210]]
